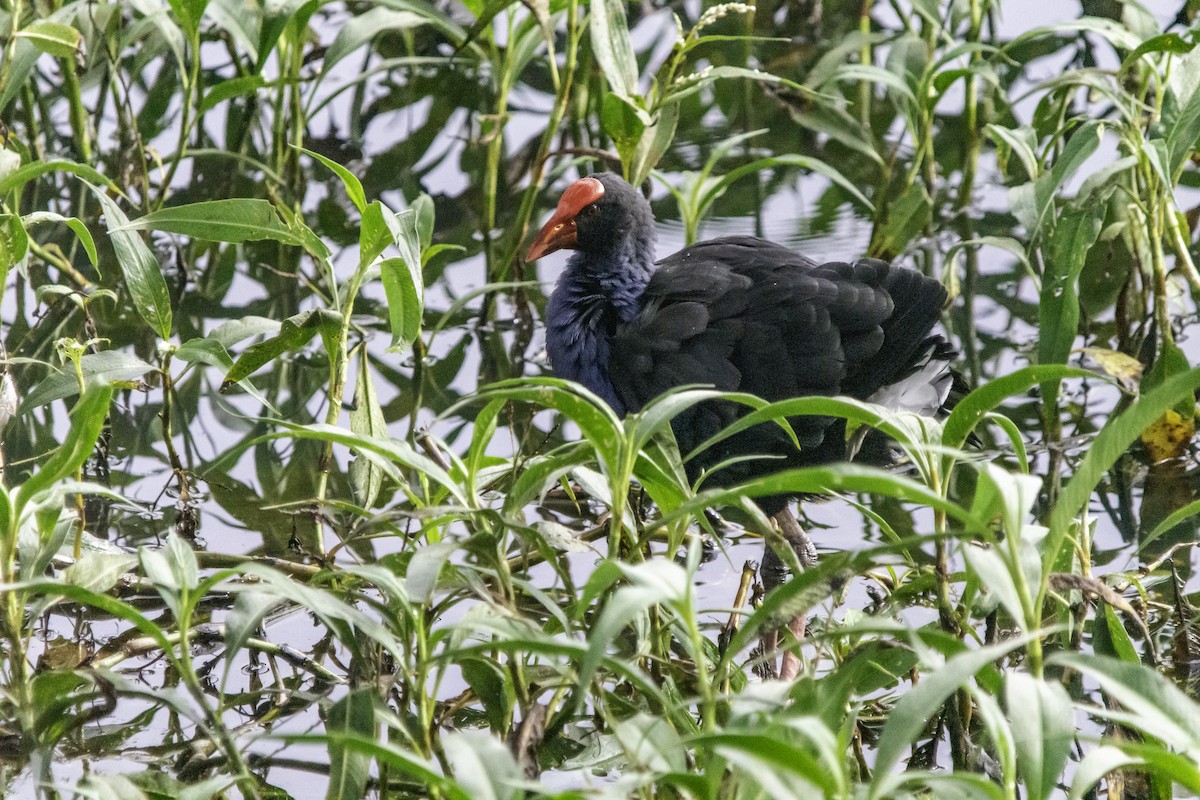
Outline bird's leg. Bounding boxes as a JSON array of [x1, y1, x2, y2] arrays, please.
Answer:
[[759, 508, 818, 680], [776, 507, 818, 568], [758, 542, 786, 679]]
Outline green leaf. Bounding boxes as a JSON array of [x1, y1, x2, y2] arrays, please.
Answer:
[[1045, 367, 1200, 573], [240, 563, 403, 659], [686, 394, 900, 464], [1120, 32, 1193, 75], [873, 182, 931, 258], [206, 0, 262, 62], [1068, 745, 1143, 800], [174, 336, 275, 411], [589, 0, 638, 97], [464, 398, 503, 493], [1049, 120, 1104, 191], [962, 545, 1023, 625], [60, 550, 136, 595], [629, 103, 679, 188], [256, 0, 313, 73], [1140, 497, 1200, 552], [200, 75, 267, 113], [414, 194, 435, 251], [0, 159, 119, 197], [359, 201, 393, 269], [406, 540, 457, 604], [168, 0, 209, 38], [446, 734, 525, 800], [835, 64, 918, 107], [222, 308, 342, 387], [601, 92, 647, 172], [1012, 123, 1104, 238], [21, 351, 155, 411], [460, 656, 515, 734], [1006, 673, 1073, 800], [90, 189, 174, 340], [658, 463, 981, 534], [1049, 652, 1200, 750], [380, 259, 422, 352], [0, 39, 38, 114], [279, 733, 465, 799], [869, 634, 1035, 799], [986, 124, 1041, 182], [302, 146, 367, 214], [16, 384, 114, 509], [1007, 17, 1141, 56], [265, 421, 468, 506], [349, 348, 387, 509], [1092, 602, 1140, 663], [442, 730, 522, 800], [503, 443, 592, 513], [630, 387, 732, 454], [614, 712, 687, 774], [23, 211, 98, 270], [6, 580, 174, 661], [471, 379, 623, 477], [575, 583, 661, 708], [633, 435, 690, 513], [942, 365, 1096, 450], [705, 730, 840, 796], [970, 690, 1016, 789], [206, 315, 281, 348], [17, 20, 82, 58], [1167, 68, 1200, 178], [139, 535, 199, 620], [220, 591, 283, 695], [379, 208, 425, 351], [1142, 337, 1194, 416], [324, 6, 427, 71], [1038, 206, 1103, 406], [0, 213, 28, 290], [113, 199, 304, 245], [694, 151, 875, 220], [326, 690, 376, 800]]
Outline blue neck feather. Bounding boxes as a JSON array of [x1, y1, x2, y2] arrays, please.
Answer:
[[545, 243, 654, 415]]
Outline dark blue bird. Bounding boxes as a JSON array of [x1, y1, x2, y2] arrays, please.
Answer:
[[527, 172, 953, 677]]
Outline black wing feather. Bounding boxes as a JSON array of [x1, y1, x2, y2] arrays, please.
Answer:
[[608, 236, 947, 507]]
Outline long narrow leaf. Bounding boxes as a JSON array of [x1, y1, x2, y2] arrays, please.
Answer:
[[1044, 367, 1200, 573], [91, 189, 174, 339]]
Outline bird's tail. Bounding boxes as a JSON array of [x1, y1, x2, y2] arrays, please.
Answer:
[[866, 334, 957, 417], [842, 262, 949, 399]]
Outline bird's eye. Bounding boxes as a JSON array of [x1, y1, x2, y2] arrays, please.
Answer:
[[583, 204, 600, 216]]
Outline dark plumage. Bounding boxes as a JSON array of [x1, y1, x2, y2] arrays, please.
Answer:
[[527, 172, 954, 676], [530, 173, 951, 505]]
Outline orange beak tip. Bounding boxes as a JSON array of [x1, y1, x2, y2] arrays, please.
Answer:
[[526, 219, 576, 262], [526, 177, 604, 262]]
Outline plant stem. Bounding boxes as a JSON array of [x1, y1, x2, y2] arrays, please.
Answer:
[[154, 27, 203, 211], [1164, 201, 1200, 295], [483, 14, 515, 284], [497, 0, 584, 275], [955, 0, 984, 384]]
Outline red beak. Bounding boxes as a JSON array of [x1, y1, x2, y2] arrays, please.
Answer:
[[525, 177, 606, 262]]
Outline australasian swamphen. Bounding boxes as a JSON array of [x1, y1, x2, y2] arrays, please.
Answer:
[[525, 172, 955, 678]]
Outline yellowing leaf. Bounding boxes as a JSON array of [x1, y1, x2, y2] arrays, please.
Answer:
[[1081, 347, 1144, 394], [1141, 409, 1195, 463]]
